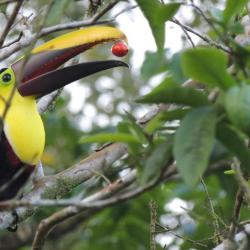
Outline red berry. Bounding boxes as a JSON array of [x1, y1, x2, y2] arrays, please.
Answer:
[[111, 42, 128, 57]]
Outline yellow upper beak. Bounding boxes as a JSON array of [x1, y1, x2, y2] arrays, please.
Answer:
[[33, 26, 127, 53]]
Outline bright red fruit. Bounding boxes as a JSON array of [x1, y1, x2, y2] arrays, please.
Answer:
[[111, 42, 128, 57]]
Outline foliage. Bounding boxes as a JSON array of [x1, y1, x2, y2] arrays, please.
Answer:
[[77, 0, 250, 249], [1, 0, 250, 250]]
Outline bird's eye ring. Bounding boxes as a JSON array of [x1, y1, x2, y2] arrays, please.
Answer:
[[2, 73, 11, 84]]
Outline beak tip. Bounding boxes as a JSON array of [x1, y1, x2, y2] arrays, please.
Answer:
[[120, 62, 129, 68], [114, 60, 129, 69]]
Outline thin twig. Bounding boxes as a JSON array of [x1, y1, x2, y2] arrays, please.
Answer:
[[0, 0, 24, 48], [1, 31, 23, 48], [174, 17, 195, 48], [89, 169, 111, 185], [228, 188, 244, 241], [201, 177, 221, 245], [149, 200, 157, 250], [37, 90, 62, 114], [187, 2, 222, 40], [156, 222, 208, 248], [240, 220, 250, 227], [171, 18, 231, 54], [113, 4, 138, 19], [232, 160, 250, 204], [91, 0, 119, 23]]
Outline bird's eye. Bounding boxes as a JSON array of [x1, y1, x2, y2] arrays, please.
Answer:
[[2, 73, 11, 84]]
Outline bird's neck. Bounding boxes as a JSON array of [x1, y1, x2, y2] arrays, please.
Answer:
[[1, 90, 45, 165]]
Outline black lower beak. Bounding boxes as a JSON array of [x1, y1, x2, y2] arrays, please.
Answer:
[[17, 60, 128, 97]]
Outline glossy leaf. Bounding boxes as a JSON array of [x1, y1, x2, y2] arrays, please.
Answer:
[[216, 123, 250, 170], [135, 0, 180, 52], [117, 120, 148, 144], [140, 139, 173, 184], [141, 51, 168, 79], [223, 0, 248, 24], [145, 108, 191, 134], [225, 85, 250, 133], [173, 107, 216, 186], [181, 48, 235, 89], [137, 78, 210, 107], [46, 0, 69, 26], [169, 52, 187, 84]]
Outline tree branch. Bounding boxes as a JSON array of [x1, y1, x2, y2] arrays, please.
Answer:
[[0, 142, 127, 229], [31, 169, 137, 250], [171, 18, 231, 54]]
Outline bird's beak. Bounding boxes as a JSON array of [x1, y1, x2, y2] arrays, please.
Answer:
[[11, 26, 128, 97]]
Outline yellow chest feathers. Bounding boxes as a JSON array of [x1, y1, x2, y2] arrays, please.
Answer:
[[0, 89, 45, 165]]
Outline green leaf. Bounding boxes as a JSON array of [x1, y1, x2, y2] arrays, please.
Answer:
[[140, 138, 173, 184], [216, 123, 250, 169], [181, 48, 235, 89], [117, 121, 131, 134], [227, 22, 244, 35], [173, 107, 216, 186], [135, 0, 181, 52], [118, 120, 148, 144], [128, 121, 148, 145], [145, 108, 191, 134], [169, 52, 188, 84], [224, 170, 235, 175], [137, 78, 210, 106], [225, 85, 250, 133], [45, 0, 69, 26], [79, 133, 140, 144], [141, 51, 168, 80], [223, 0, 248, 24]]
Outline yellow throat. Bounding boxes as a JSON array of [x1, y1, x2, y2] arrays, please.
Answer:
[[0, 68, 45, 165]]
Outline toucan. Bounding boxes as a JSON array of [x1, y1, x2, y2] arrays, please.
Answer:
[[0, 26, 128, 201]]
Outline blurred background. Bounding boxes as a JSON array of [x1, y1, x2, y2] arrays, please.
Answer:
[[0, 0, 246, 249]]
